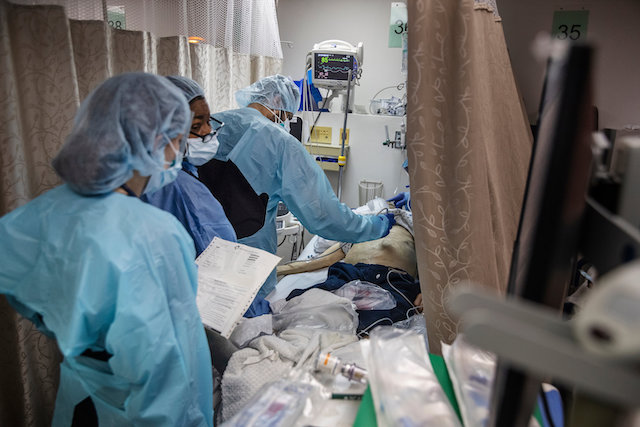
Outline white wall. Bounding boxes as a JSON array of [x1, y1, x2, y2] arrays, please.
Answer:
[[275, 112, 408, 262], [308, 113, 409, 209], [498, 0, 640, 129], [277, 0, 406, 109], [277, 0, 409, 210]]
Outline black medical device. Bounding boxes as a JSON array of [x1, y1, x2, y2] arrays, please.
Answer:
[[489, 42, 595, 427]]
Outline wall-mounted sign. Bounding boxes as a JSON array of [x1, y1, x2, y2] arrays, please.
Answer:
[[107, 5, 126, 30], [551, 10, 589, 42], [389, 2, 407, 48]]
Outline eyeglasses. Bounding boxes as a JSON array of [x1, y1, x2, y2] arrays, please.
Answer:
[[189, 115, 225, 143]]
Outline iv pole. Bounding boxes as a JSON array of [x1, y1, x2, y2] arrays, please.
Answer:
[[337, 70, 352, 202]]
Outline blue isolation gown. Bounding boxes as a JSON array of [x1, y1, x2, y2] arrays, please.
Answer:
[[141, 165, 237, 256], [211, 107, 389, 297], [0, 185, 213, 426]]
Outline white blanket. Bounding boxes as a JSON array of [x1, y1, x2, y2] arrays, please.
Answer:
[[221, 290, 359, 421]]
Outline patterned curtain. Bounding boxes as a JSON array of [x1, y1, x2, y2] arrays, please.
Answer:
[[0, 2, 281, 425], [407, 0, 532, 354]]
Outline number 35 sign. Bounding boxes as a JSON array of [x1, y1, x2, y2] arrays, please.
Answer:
[[552, 10, 589, 42]]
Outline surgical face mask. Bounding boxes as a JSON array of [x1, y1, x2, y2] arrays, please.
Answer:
[[186, 134, 219, 166], [265, 106, 290, 132], [186, 115, 224, 166], [143, 135, 183, 195]]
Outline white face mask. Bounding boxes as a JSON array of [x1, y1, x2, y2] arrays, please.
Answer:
[[186, 134, 219, 166], [282, 118, 291, 133]]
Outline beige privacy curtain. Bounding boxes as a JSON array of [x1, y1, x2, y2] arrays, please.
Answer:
[[407, 0, 532, 354], [0, 2, 281, 425]]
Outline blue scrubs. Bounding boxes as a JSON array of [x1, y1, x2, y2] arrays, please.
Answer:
[[210, 107, 389, 297], [142, 164, 270, 317], [0, 185, 213, 426], [141, 164, 237, 256]]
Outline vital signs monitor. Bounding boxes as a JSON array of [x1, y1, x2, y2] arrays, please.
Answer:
[[310, 40, 363, 90]]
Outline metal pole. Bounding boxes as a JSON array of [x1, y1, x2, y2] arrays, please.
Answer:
[[337, 70, 352, 202], [102, 0, 108, 22]]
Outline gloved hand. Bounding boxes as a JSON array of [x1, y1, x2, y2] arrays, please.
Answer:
[[387, 191, 410, 210], [380, 213, 396, 237]]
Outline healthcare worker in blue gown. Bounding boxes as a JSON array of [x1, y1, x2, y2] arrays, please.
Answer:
[[197, 75, 395, 298], [141, 76, 236, 254], [0, 73, 214, 426], [142, 75, 270, 317]]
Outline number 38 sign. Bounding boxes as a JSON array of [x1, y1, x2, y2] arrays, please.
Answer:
[[552, 10, 589, 42]]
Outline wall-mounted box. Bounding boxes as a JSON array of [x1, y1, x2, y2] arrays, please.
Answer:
[[309, 126, 332, 144], [304, 143, 349, 171]]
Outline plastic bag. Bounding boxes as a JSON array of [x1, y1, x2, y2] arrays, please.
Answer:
[[392, 313, 429, 353], [271, 289, 358, 334], [367, 326, 462, 427], [333, 280, 397, 310], [221, 372, 324, 427], [353, 197, 388, 216], [442, 335, 496, 427]]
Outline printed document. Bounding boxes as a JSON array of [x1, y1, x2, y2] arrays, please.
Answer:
[[195, 237, 281, 338]]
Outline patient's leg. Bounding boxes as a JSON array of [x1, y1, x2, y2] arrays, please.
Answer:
[[343, 226, 417, 277], [276, 226, 418, 277], [276, 243, 346, 276]]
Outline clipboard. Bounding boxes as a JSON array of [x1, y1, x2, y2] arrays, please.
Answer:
[[195, 237, 281, 337]]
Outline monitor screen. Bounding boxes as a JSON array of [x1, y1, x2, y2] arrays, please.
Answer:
[[490, 43, 594, 427], [313, 52, 355, 82]]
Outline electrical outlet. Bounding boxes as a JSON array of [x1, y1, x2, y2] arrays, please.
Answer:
[[310, 126, 332, 144]]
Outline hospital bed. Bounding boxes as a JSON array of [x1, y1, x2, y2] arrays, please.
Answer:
[[218, 199, 425, 425], [218, 199, 564, 426]]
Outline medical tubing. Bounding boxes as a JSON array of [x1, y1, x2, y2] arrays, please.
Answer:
[[386, 269, 417, 309], [302, 60, 329, 148], [303, 63, 311, 112], [406, 306, 422, 318], [337, 70, 352, 202], [340, 71, 352, 159], [369, 82, 406, 115], [357, 317, 394, 338], [307, 92, 331, 144], [302, 62, 315, 147]]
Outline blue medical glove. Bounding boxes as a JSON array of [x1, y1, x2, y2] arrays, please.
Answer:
[[387, 191, 410, 209], [379, 213, 396, 237]]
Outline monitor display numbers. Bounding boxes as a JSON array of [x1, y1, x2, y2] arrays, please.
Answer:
[[314, 53, 355, 81]]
